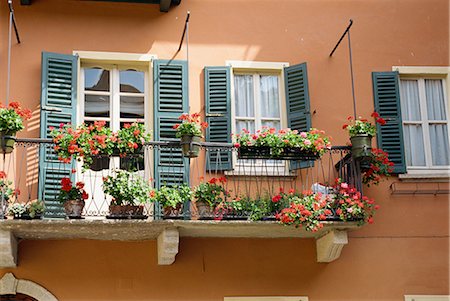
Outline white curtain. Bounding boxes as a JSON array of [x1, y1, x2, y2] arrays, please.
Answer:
[[400, 79, 425, 166], [260, 75, 280, 130], [235, 75, 255, 133], [425, 79, 449, 166]]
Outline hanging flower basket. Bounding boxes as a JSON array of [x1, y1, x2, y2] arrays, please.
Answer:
[[237, 146, 272, 159], [350, 134, 372, 160], [181, 135, 201, 158], [0, 132, 15, 154]]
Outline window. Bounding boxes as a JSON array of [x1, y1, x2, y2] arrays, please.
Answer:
[[399, 78, 449, 169], [234, 73, 282, 134], [405, 296, 450, 301], [81, 65, 148, 170]]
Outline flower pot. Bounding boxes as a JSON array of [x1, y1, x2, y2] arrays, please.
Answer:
[[162, 203, 183, 219], [238, 146, 272, 159], [0, 132, 16, 154], [89, 156, 110, 171], [181, 135, 201, 158], [279, 147, 319, 160], [63, 199, 85, 219], [350, 135, 372, 160], [196, 201, 214, 220], [108, 204, 145, 219]]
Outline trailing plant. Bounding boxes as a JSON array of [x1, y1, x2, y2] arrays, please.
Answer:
[[58, 178, 89, 203], [173, 113, 208, 138], [330, 178, 379, 224], [102, 170, 152, 206], [275, 189, 332, 232], [342, 112, 386, 137], [0, 101, 32, 135], [116, 122, 151, 155], [362, 148, 394, 186]]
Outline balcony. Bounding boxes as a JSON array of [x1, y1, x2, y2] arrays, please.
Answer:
[[0, 138, 364, 267]]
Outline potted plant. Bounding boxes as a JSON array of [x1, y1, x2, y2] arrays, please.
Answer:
[[0, 101, 32, 153], [330, 178, 379, 225], [275, 189, 332, 232], [8, 200, 45, 219], [173, 113, 208, 158], [234, 127, 331, 160], [58, 177, 89, 219], [153, 184, 192, 219], [116, 122, 151, 156], [50, 121, 116, 170], [102, 170, 153, 218], [362, 148, 394, 186], [0, 171, 14, 217], [193, 177, 227, 219], [342, 112, 386, 160]]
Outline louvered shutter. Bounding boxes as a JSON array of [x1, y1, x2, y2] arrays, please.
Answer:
[[284, 62, 312, 169], [153, 59, 189, 188], [372, 71, 406, 174], [39, 52, 78, 218], [204, 67, 232, 171]]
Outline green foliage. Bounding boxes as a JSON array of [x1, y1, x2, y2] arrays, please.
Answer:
[[116, 122, 151, 154], [8, 200, 45, 218], [102, 170, 153, 206], [153, 184, 192, 208], [193, 177, 227, 207], [0, 102, 31, 134], [173, 113, 208, 138]]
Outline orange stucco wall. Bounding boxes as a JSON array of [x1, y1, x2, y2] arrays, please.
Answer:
[[0, 0, 448, 300]]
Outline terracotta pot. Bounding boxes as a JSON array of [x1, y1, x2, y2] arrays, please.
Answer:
[[63, 199, 85, 218], [0, 132, 16, 154], [109, 204, 144, 218], [350, 135, 372, 160], [196, 201, 214, 219], [181, 135, 201, 158], [163, 203, 183, 219]]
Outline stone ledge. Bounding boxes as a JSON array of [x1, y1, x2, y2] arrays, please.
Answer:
[[0, 219, 359, 240]]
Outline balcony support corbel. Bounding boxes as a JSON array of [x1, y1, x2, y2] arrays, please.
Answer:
[[0, 230, 18, 268], [316, 230, 348, 263], [157, 227, 179, 265]]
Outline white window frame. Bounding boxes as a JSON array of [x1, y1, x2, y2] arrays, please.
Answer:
[[405, 295, 450, 301], [393, 66, 450, 179], [226, 60, 292, 176]]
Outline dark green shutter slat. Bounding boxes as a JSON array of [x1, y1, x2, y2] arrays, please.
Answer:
[[372, 71, 406, 174], [153, 59, 189, 188], [39, 52, 78, 218], [284, 62, 312, 169], [204, 67, 232, 171]]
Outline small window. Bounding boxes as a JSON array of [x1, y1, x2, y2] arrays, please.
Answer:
[[399, 78, 450, 170]]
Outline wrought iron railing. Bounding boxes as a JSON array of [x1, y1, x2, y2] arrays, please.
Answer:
[[0, 138, 362, 220]]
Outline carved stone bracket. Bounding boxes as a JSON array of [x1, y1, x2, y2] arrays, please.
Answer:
[[316, 230, 348, 262], [157, 227, 179, 265], [0, 230, 17, 268]]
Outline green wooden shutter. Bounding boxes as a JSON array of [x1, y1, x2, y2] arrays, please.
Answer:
[[153, 59, 189, 188], [284, 62, 312, 169], [39, 52, 78, 218], [372, 71, 406, 174], [204, 66, 232, 171]]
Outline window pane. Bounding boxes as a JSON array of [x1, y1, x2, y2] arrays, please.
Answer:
[[85, 95, 110, 118], [120, 70, 145, 93], [120, 96, 144, 119], [403, 124, 426, 166], [261, 120, 281, 130], [234, 75, 254, 117], [400, 80, 421, 121], [260, 75, 280, 118], [429, 124, 450, 166], [236, 120, 255, 134], [425, 79, 446, 120], [85, 68, 109, 92]]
